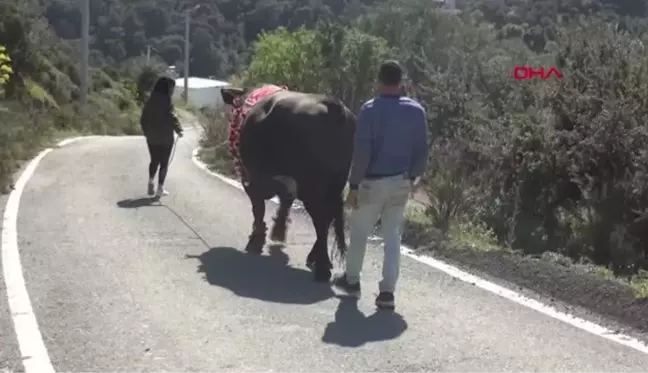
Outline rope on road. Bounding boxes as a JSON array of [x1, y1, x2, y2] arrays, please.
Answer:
[[160, 203, 212, 249], [168, 134, 180, 167], [155, 134, 211, 249]]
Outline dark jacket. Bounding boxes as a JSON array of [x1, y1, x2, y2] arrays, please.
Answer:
[[140, 93, 183, 145]]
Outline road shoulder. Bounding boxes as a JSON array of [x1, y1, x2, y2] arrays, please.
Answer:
[[402, 220, 648, 340], [0, 161, 30, 373]]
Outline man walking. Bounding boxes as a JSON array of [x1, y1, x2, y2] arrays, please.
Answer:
[[333, 60, 429, 310]]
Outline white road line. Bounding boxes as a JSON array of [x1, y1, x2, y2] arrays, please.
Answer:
[[190, 146, 648, 356], [1, 135, 97, 373], [56, 136, 99, 147], [1, 134, 162, 373], [1, 149, 56, 373]]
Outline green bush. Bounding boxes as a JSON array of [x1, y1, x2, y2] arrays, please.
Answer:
[[0, 44, 11, 94], [197, 107, 236, 176], [0, 102, 56, 192], [243, 22, 392, 111], [0, 7, 143, 194]]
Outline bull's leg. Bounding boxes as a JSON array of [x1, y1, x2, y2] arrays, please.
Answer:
[[244, 185, 267, 254], [304, 199, 334, 282], [270, 175, 297, 242], [270, 197, 293, 242]]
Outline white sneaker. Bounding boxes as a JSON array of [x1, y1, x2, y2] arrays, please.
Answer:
[[155, 186, 169, 198]]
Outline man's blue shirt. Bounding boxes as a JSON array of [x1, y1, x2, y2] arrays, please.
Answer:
[[348, 94, 429, 186]]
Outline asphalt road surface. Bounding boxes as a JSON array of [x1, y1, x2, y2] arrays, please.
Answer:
[[3, 127, 648, 372]]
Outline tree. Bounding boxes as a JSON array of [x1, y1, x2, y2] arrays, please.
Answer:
[[36, 0, 388, 78], [134, 62, 163, 104], [245, 26, 322, 92], [244, 23, 391, 110], [543, 21, 648, 272]]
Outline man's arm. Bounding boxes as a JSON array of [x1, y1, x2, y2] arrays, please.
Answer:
[[171, 111, 183, 135], [348, 103, 373, 190], [409, 105, 429, 180]]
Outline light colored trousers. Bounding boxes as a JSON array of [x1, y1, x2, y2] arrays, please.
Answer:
[[345, 174, 411, 292]]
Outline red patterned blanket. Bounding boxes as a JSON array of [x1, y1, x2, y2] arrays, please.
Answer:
[[227, 84, 287, 182]]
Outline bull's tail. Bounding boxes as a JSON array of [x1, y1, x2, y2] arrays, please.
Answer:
[[331, 102, 353, 263], [332, 191, 347, 262]]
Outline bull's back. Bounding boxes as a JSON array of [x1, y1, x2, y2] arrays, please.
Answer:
[[239, 91, 355, 176]]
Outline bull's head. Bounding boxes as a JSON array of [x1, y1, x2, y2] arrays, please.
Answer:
[[220, 87, 248, 121], [221, 87, 248, 108]]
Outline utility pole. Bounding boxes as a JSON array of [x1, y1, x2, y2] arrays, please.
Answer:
[[183, 4, 200, 104], [183, 11, 189, 104], [80, 0, 89, 108], [146, 45, 151, 65]]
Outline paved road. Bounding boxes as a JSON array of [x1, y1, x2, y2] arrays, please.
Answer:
[[2, 127, 648, 372]]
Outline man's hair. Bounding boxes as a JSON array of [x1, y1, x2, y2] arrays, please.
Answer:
[[378, 60, 403, 86]]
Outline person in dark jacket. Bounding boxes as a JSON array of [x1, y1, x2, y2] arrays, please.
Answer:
[[140, 76, 183, 198]]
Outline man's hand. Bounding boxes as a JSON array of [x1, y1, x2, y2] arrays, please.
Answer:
[[345, 189, 359, 210], [177, 132, 184, 138]]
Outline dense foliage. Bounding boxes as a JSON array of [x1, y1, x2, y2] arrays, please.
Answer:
[[41, 0, 384, 79], [35, 0, 648, 79]]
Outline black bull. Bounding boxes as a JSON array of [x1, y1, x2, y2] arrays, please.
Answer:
[[221, 87, 356, 282]]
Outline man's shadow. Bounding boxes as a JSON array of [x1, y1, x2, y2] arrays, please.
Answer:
[[186, 245, 334, 305], [116, 197, 161, 208], [321, 297, 408, 347]]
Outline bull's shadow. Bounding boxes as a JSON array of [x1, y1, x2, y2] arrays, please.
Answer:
[[186, 245, 334, 304], [321, 297, 408, 347]]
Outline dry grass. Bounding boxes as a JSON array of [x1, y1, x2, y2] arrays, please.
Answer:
[[1, 90, 141, 194], [195, 107, 236, 176]]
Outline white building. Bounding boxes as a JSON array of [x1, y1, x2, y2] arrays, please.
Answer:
[[166, 65, 179, 79], [173, 77, 230, 109]]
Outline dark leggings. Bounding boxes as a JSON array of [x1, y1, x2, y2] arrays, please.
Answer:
[[147, 142, 173, 185]]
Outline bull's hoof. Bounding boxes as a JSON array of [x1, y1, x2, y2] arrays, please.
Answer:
[[313, 266, 332, 282], [244, 234, 265, 254]]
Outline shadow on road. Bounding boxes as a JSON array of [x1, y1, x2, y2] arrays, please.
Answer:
[[186, 245, 335, 304], [321, 297, 408, 347], [116, 197, 161, 208]]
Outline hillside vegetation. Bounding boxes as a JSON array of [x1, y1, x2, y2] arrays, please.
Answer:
[[41, 0, 384, 79], [0, 0, 167, 193]]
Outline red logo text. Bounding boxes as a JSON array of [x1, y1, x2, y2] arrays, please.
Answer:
[[513, 66, 563, 80]]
